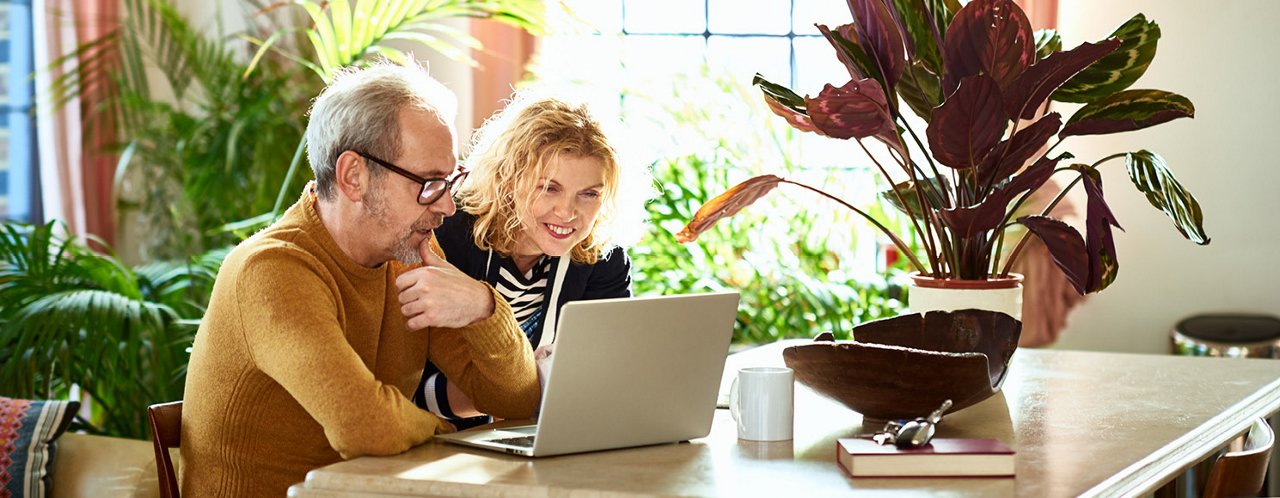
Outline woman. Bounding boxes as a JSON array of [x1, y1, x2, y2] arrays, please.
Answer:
[[415, 95, 648, 426]]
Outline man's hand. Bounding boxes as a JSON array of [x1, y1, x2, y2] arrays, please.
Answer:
[[396, 238, 495, 330]]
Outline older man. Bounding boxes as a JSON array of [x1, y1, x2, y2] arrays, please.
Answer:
[[180, 62, 539, 496]]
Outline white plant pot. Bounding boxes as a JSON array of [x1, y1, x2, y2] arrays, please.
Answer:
[[907, 273, 1024, 321]]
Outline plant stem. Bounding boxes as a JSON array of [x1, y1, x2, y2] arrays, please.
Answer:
[[779, 179, 928, 273], [272, 138, 309, 216], [897, 117, 952, 276], [900, 119, 950, 206], [858, 140, 938, 273], [991, 230, 1004, 277]]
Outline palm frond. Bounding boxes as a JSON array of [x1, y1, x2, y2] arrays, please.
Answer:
[[0, 221, 213, 438]]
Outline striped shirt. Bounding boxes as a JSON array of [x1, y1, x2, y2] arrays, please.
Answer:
[[494, 256, 551, 334]]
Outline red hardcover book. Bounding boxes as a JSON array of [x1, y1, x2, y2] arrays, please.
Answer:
[[836, 438, 1015, 478]]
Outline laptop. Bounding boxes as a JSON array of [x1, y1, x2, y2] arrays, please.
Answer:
[[435, 291, 740, 457]]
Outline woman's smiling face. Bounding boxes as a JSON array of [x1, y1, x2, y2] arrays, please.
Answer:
[[513, 154, 606, 260]]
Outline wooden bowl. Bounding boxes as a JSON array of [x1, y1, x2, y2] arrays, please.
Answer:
[[782, 309, 1021, 420]]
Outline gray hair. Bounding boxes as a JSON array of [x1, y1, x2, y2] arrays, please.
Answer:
[[305, 61, 458, 201]]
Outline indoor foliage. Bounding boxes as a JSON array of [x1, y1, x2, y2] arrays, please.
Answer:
[[623, 71, 907, 343], [679, 0, 1208, 294], [54, 0, 548, 260], [0, 221, 223, 439]]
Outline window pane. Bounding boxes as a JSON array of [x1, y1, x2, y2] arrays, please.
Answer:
[[555, 0, 623, 34], [2, 0, 35, 222], [793, 0, 853, 35], [623, 0, 705, 34], [708, 0, 790, 35], [794, 36, 851, 91], [621, 35, 705, 80], [706, 36, 790, 88], [537, 34, 624, 87]]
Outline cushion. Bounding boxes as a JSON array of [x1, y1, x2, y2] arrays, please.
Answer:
[[1, 397, 79, 498]]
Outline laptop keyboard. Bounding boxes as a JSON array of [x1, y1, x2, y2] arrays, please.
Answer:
[[490, 435, 535, 448]]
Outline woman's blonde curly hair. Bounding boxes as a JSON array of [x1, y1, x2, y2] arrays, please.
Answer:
[[456, 96, 623, 265]]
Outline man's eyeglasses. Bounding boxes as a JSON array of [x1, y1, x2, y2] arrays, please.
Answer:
[[354, 151, 468, 205]]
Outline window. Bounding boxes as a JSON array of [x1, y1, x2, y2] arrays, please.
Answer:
[[537, 1, 886, 277], [0, 0, 36, 222], [538, 0, 861, 167]]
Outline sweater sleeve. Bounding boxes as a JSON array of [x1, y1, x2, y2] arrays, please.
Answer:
[[235, 249, 449, 460], [425, 286, 540, 419]]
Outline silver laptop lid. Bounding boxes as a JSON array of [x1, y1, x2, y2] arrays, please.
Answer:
[[531, 291, 739, 456]]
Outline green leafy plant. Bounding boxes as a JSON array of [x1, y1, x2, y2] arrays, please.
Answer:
[[639, 154, 905, 344], [0, 221, 225, 438], [678, 0, 1207, 295], [55, 0, 549, 260], [251, 0, 549, 221], [54, 0, 318, 260], [623, 70, 906, 344]]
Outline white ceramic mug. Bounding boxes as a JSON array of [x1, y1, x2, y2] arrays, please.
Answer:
[[729, 367, 794, 441]]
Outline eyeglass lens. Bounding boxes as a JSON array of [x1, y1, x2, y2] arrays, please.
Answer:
[[417, 171, 468, 205]]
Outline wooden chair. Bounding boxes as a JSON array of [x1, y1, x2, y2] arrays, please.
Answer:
[[147, 401, 183, 498], [1203, 417, 1274, 498]]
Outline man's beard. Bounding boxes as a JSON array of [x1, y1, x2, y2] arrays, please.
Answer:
[[364, 185, 431, 265]]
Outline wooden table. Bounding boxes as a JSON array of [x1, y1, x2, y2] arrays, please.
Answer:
[[288, 344, 1280, 497]]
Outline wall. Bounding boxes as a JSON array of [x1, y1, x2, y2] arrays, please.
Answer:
[[1053, 1, 1280, 353]]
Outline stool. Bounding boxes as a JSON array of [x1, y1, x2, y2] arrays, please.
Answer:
[[1171, 314, 1280, 358], [1169, 313, 1280, 496]]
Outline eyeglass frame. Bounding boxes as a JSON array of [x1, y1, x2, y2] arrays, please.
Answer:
[[352, 150, 469, 205]]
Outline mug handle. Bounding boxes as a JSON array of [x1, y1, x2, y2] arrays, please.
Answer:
[[729, 375, 740, 422]]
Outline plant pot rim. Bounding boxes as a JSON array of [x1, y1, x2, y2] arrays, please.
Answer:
[[910, 272, 1024, 290]]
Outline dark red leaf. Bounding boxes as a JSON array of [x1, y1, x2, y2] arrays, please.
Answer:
[[939, 199, 1007, 237], [927, 75, 1006, 169], [978, 113, 1062, 185], [939, 155, 1058, 237], [1075, 169, 1124, 293], [806, 79, 895, 140], [848, 0, 907, 88], [942, 0, 1034, 94], [1000, 154, 1058, 196], [763, 93, 826, 136], [755, 74, 826, 135], [1018, 215, 1088, 294], [818, 24, 870, 81], [677, 175, 784, 243], [1003, 39, 1121, 120], [1063, 109, 1188, 136]]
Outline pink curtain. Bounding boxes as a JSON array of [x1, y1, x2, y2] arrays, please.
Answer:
[[469, 19, 537, 130], [73, 0, 119, 248], [33, 0, 118, 247], [34, 0, 85, 234], [1015, 0, 1058, 31]]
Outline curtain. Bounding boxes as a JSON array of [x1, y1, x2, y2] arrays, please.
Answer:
[[1016, 0, 1058, 31], [32, 0, 118, 246], [72, 0, 118, 247], [33, 0, 85, 234], [469, 19, 537, 129]]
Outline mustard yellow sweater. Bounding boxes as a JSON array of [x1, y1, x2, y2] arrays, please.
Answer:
[[180, 188, 538, 497]]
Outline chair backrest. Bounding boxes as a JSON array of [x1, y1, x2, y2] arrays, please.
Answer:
[[146, 401, 183, 498], [1203, 417, 1274, 498]]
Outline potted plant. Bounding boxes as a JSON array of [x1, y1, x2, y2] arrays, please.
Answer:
[[675, 0, 1209, 419]]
